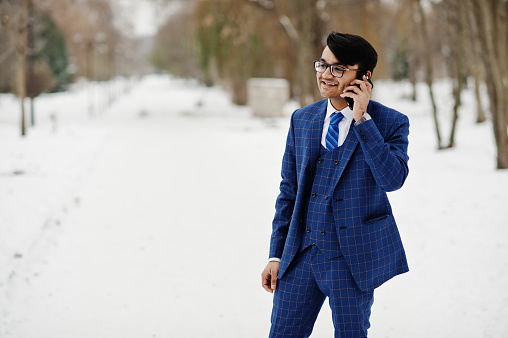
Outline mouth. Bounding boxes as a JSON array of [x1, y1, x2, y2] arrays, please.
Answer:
[[321, 81, 338, 87]]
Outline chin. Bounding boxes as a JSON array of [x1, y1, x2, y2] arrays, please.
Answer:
[[319, 89, 338, 99]]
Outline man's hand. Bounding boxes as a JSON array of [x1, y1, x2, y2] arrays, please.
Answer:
[[341, 74, 372, 121], [261, 261, 280, 293]]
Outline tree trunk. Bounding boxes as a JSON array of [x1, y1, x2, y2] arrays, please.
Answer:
[[86, 40, 95, 117], [416, 0, 442, 149], [465, 0, 486, 123], [448, 78, 462, 148], [446, 0, 467, 148], [473, 73, 486, 123], [27, 0, 35, 127], [407, 1, 419, 102], [279, 0, 321, 107], [16, 0, 29, 137], [470, 0, 508, 169]]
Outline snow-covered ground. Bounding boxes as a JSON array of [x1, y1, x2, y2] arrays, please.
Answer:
[[0, 75, 507, 337]]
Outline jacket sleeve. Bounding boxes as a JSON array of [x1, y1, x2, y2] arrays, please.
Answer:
[[269, 113, 298, 259], [353, 113, 410, 192]]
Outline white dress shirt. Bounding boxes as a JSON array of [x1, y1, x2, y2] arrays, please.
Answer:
[[321, 100, 355, 148]]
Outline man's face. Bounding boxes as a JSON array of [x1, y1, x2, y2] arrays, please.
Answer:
[[316, 46, 359, 107]]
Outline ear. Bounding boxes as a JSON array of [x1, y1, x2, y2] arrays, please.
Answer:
[[366, 70, 372, 79]]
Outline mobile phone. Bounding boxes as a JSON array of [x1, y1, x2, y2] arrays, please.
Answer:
[[345, 73, 373, 110]]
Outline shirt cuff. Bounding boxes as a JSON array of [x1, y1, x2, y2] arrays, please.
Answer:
[[268, 257, 281, 262], [354, 112, 371, 126]]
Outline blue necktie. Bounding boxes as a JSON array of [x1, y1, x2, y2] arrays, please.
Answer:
[[325, 112, 344, 151]]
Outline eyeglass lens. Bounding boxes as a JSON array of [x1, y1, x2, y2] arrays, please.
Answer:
[[314, 61, 345, 77]]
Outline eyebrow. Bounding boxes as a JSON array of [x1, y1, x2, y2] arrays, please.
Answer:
[[319, 58, 346, 67]]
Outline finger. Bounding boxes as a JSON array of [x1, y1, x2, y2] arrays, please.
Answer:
[[263, 281, 273, 292], [350, 77, 369, 89], [352, 78, 368, 91], [271, 274, 277, 291], [262, 271, 273, 292], [341, 86, 360, 97], [350, 78, 364, 86], [360, 78, 368, 89], [262, 279, 272, 292], [345, 84, 358, 93], [362, 76, 371, 91]]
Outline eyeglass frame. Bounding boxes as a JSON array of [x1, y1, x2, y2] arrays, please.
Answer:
[[313, 60, 365, 78]]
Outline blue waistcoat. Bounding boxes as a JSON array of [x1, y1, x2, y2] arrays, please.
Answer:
[[300, 145, 345, 259]]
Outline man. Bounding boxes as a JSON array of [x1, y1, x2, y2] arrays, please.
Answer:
[[261, 31, 410, 337]]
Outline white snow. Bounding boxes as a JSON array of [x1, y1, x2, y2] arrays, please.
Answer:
[[0, 75, 507, 337]]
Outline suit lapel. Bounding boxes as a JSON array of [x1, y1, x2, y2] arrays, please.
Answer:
[[333, 123, 359, 185], [306, 103, 327, 165], [298, 103, 326, 185]]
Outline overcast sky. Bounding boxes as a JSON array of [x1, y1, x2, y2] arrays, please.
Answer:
[[114, 0, 159, 37]]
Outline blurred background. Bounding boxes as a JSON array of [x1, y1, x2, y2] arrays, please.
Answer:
[[1, 0, 508, 337], [1, 0, 507, 166]]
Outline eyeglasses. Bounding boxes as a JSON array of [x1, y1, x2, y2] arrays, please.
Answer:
[[314, 60, 364, 78]]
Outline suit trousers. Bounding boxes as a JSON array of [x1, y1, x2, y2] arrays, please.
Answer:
[[269, 245, 374, 338]]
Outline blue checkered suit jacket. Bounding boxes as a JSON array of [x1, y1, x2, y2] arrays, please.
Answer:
[[270, 99, 410, 292]]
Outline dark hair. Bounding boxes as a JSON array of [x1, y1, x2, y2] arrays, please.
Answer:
[[326, 31, 378, 74]]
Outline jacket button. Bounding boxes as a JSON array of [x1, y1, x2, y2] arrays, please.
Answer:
[[317, 158, 323, 163], [334, 160, 339, 165], [321, 231, 326, 235], [324, 196, 329, 200], [312, 192, 317, 197], [306, 227, 311, 233]]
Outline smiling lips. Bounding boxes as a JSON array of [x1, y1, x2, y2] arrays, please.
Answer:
[[322, 81, 338, 87]]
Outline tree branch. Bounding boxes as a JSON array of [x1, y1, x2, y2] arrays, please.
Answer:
[[248, 0, 275, 10], [248, 0, 299, 44], [279, 15, 299, 44]]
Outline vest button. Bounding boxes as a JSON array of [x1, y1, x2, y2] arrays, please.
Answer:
[[312, 192, 317, 197], [318, 158, 323, 163], [324, 195, 329, 200], [306, 227, 311, 233], [321, 231, 326, 235], [334, 160, 339, 165]]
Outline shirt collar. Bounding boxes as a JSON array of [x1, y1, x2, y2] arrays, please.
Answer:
[[326, 99, 353, 122]]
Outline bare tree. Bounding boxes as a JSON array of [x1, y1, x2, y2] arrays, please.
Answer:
[[415, 0, 442, 149], [26, 0, 35, 126], [464, 0, 487, 124], [439, 0, 468, 149], [1, 0, 29, 136], [469, 0, 508, 169], [16, 0, 29, 136], [250, 0, 324, 106]]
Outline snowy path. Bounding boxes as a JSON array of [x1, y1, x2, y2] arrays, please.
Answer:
[[2, 78, 283, 337], [1, 76, 507, 337]]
